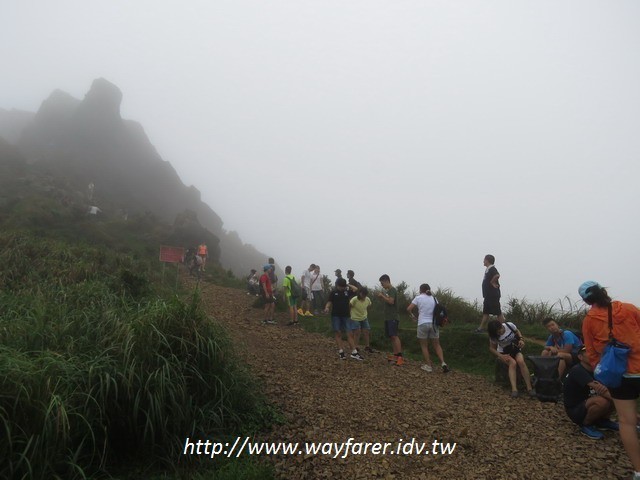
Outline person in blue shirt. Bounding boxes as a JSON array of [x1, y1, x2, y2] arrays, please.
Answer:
[[540, 317, 583, 377]]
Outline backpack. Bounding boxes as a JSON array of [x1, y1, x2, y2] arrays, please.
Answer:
[[288, 276, 301, 299], [527, 355, 562, 402], [433, 297, 449, 327]]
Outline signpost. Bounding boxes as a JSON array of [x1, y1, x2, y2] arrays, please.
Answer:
[[159, 245, 184, 289]]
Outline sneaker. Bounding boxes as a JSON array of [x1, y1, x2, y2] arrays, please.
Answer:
[[350, 352, 364, 361], [527, 389, 536, 397], [266, 319, 277, 325], [421, 364, 433, 372], [510, 391, 519, 398], [338, 351, 346, 360], [364, 346, 376, 354], [580, 425, 604, 440], [386, 353, 397, 363], [442, 364, 450, 373], [474, 328, 485, 334], [395, 356, 405, 366], [595, 419, 619, 431]]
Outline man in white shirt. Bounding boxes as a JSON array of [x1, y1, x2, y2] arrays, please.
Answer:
[[298, 264, 315, 316]]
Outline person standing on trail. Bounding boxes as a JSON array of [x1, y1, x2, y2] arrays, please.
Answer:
[[349, 286, 374, 354], [310, 265, 324, 315], [579, 281, 640, 477], [407, 283, 450, 373], [377, 274, 404, 366], [197, 242, 208, 272], [324, 278, 363, 360], [299, 264, 315, 317], [475, 254, 504, 333], [282, 266, 300, 326], [267, 257, 278, 295], [259, 264, 276, 325]]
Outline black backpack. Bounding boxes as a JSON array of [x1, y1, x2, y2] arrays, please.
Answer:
[[527, 355, 562, 402], [433, 297, 449, 327], [288, 276, 301, 299]]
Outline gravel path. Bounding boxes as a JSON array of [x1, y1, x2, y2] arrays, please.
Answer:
[[198, 282, 631, 479]]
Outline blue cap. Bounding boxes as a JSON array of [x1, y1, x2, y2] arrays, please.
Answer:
[[263, 264, 271, 271], [579, 280, 600, 300]]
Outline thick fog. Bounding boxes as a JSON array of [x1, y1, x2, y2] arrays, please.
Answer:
[[2, 1, 640, 305]]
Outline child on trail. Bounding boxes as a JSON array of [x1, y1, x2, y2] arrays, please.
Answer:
[[349, 287, 375, 354]]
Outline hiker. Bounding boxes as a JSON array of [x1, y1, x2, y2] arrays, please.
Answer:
[[310, 265, 324, 315], [298, 264, 315, 317], [259, 264, 276, 325], [324, 278, 363, 360], [282, 266, 300, 326], [346, 269, 362, 291], [334, 269, 344, 286], [563, 345, 617, 439], [487, 319, 535, 398], [267, 257, 278, 295], [580, 281, 640, 477], [197, 242, 208, 271], [377, 274, 404, 366], [475, 254, 504, 333], [246, 269, 259, 295], [349, 286, 375, 354], [540, 317, 583, 377], [407, 283, 450, 373]]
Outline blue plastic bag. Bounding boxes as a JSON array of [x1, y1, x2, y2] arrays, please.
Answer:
[[594, 340, 631, 388]]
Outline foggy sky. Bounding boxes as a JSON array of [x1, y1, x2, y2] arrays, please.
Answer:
[[3, 1, 640, 307]]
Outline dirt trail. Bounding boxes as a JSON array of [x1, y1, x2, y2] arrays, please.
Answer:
[[195, 281, 629, 479]]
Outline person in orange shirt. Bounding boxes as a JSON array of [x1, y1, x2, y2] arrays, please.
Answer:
[[197, 242, 208, 271], [580, 281, 640, 478]]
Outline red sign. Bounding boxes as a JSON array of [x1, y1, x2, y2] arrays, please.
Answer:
[[159, 245, 185, 263]]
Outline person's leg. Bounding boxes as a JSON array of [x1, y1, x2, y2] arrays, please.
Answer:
[[505, 357, 518, 393], [477, 314, 489, 331], [613, 398, 640, 472], [391, 336, 402, 355], [269, 302, 275, 321], [582, 396, 613, 425], [515, 354, 533, 391], [353, 326, 361, 348], [431, 338, 446, 365], [419, 338, 432, 366]]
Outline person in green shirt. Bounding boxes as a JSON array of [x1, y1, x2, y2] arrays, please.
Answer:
[[282, 266, 299, 326], [376, 274, 404, 366]]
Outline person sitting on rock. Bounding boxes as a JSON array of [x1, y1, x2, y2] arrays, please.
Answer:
[[563, 345, 618, 439], [540, 317, 583, 378]]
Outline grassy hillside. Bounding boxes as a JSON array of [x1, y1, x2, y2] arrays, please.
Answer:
[[0, 193, 276, 479]]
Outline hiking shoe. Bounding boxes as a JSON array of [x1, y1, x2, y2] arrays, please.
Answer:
[[395, 356, 405, 366], [595, 419, 619, 431], [442, 364, 450, 373], [580, 425, 604, 440], [421, 364, 433, 372], [510, 391, 519, 398], [365, 346, 376, 354], [338, 351, 346, 360], [350, 352, 364, 361]]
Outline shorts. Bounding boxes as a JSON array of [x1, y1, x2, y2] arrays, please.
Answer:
[[384, 319, 399, 338], [347, 318, 370, 331], [483, 298, 502, 316], [287, 296, 298, 307], [565, 402, 588, 425], [609, 376, 640, 400], [332, 316, 348, 332], [417, 323, 439, 339]]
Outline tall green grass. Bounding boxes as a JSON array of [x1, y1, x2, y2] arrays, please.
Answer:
[[0, 232, 277, 479]]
